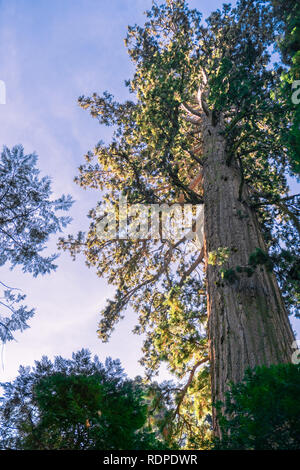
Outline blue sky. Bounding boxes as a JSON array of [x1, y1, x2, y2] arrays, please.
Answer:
[[0, 0, 299, 382]]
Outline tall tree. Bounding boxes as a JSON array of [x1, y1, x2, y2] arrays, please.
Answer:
[[265, 0, 300, 174], [60, 0, 299, 438], [0, 349, 165, 450], [0, 145, 73, 343]]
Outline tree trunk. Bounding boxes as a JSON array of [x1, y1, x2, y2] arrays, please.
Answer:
[[201, 120, 295, 437]]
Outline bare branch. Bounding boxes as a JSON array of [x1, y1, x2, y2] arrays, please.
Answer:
[[181, 102, 203, 118], [197, 86, 209, 117], [178, 170, 203, 203], [178, 248, 204, 286], [174, 357, 209, 417]]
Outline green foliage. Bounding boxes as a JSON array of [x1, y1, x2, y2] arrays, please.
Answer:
[[270, 0, 300, 174], [208, 248, 230, 267], [0, 145, 72, 276], [248, 247, 274, 272], [0, 145, 73, 344], [0, 349, 165, 450], [218, 248, 274, 285], [146, 366, 212, 450], [214, 363, 300, 449], [220, 268, 239, 284]]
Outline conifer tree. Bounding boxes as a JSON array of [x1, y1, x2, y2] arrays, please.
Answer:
[[0, 349, 164, 450], [0, 145, 72, 344], [60, 0, 299, 438]]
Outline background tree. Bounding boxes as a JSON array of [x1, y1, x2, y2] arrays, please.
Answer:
[[270, 0, 300, 174], [0, 144, 73, 343], [214, 363, 300, 450], [60, 0, 299, 440], [0, 349, 165, 450]]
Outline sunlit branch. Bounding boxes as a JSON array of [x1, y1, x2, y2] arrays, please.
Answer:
[[174, 357, 209, 417]]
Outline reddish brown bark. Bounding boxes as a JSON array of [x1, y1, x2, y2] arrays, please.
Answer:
[[201, 121, 295, 437]]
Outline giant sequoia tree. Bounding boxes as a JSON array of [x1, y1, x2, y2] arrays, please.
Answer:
[[60, 0, 299, 440]]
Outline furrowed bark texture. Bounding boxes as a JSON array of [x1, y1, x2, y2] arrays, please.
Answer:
[[201, 121, 295, 437]]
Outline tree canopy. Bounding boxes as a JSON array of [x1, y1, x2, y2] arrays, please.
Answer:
[[214, 363, 300, 450], [0, 144, 73, 343], [270, 0, 300, 173], [0, 349, 165, 450]]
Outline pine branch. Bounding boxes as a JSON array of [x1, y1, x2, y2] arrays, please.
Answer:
[[174, 358, 209, 417]]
